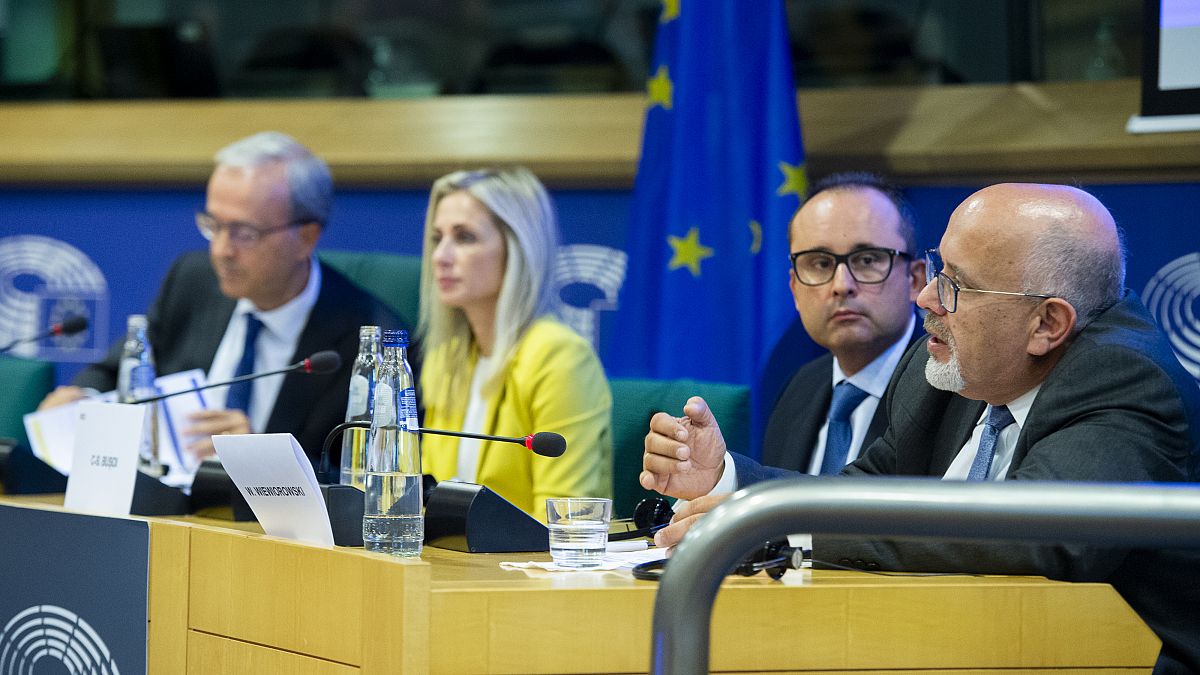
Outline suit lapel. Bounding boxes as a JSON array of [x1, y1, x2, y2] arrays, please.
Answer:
[[863, 322, 925, 452], [929, 397, 985, 476], [266, 262, 360, 434], [776, 355, 832, 472]]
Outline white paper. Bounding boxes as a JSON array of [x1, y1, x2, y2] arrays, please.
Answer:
[[501, 546, 667, 572], [213, 433, 334, 547], [23, 369, 208, 484], [154, 370, 210, 486], [63, 402, 145, 516]]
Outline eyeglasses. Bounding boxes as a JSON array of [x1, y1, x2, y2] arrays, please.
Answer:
[[195, 212, 304, 248], [789, 247, 910, 286], [924, 248, 1056, 313]]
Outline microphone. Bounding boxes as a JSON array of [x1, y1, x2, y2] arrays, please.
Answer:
[[0, 315, 89, 353], [317, 421, 566, 484], [130, 350, 342, 404], [421, 427, 567, 457]]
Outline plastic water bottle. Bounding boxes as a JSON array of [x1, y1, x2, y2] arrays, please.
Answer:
[[340, 325, 381, 489], [117, 315, 161, 475], [363, 329, 423, 556]]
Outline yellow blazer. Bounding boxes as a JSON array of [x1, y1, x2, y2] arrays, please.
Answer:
[[420, 318, 612, 521]]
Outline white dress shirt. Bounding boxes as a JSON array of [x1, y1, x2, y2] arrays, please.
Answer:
[[804, 313, 916, 475], [206, 257, 321, 433], [453, 355, 493, 483], [709, 313, 916, 494], [941, 384, 1041, 481]]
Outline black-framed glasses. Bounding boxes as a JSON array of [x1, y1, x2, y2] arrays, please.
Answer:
[[789, 247, 910, 286], [195, 212, 304, 248], [924, 248, 1056, 313]]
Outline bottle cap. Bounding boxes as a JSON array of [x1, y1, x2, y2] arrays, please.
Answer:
[[127, 314, 148, 330]]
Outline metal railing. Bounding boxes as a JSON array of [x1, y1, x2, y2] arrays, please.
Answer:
[[649, 478, 1200, 674]]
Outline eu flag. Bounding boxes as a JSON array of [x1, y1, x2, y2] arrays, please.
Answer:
[[618, 0, 809, 411]]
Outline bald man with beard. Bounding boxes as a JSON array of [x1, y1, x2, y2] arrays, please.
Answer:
[[641, 184, 1200, 674]]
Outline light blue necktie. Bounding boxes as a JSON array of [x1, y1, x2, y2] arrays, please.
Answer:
[[224, 313, 262, 416], [967, 405, 1016, 481], [821, 381, 870, 475]]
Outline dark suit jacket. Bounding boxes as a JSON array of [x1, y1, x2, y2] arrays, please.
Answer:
[[761, 323, 921, 472], [734, 295, 1200, 673], [75, 251, 402, 463]]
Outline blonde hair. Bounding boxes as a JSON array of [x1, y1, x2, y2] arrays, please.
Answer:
[[418, 167, 560, 406]]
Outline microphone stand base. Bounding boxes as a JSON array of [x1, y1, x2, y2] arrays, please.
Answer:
[[424, 481, 549, 553], [131, 471, 190, 516], [321, 483, 365, 547]]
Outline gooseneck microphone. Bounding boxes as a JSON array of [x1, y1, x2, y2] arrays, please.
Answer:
[[130, 350, 342, 404], [0, 315, 89, 353], [317, 421, 567, 483], [421, 427, 567, 457]]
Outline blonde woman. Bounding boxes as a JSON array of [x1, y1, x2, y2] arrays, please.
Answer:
[[418, 167, 612, 520]]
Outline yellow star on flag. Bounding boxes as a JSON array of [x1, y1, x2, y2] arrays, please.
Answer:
[[748, 220, 763, 254], [647, 65, 673, 110], [776, 161, 807, 197], [661, 0, 680, 23], [668, 227, 714, 277]]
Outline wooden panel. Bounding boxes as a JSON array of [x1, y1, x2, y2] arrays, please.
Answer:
[[709, 581, 1159, 671], [147, 519, 190, 674], [187, 526, 429, 668], [0, 80, 1198, 187], [187, 630, 357, 674], [424, 552, 1158, 674], [359, 551, 430, 675], [431, 586, 654, 674], [737, 670, 1148, 675]]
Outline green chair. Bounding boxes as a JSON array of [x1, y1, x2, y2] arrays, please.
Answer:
[[609, 377, 750, 518], [0, 355, 54, 450], [318, 250, 422, 329]]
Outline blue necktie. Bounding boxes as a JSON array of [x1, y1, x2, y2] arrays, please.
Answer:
[[224, 313, 262, 416], [821, 381, 870, 475], [967, 405, 1016, 481]]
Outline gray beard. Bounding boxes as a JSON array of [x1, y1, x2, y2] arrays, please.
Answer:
[[925, 350, 966, 392]]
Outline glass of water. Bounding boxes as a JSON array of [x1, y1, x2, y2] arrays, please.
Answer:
[[545, 497, 612, 568]]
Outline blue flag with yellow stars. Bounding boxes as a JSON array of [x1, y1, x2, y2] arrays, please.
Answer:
[[618, 0, 808, 403]]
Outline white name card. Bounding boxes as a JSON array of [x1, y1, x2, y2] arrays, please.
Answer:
[[213, 433, 335, 547], [64, 402, 145, 515]]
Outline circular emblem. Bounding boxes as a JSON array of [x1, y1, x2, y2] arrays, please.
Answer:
[[1143, 252, 1200, 381], [0, 235, 107, 358], [0, 604, 120, 674]]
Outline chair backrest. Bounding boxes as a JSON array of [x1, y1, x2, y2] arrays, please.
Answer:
[[0, 355, 54, 448], [318, 250, 422, 330], [609, 377, 750, 519]]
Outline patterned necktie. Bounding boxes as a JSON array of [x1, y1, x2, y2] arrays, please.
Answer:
[[224, 313, 263, 416], [967, 405, 1016, 481], [821, 381, 870, 475]]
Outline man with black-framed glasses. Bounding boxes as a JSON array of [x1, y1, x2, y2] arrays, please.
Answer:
[[40, 132, 400, 465], [642, 183, 1200, 672], [759, 172, 925, 474]]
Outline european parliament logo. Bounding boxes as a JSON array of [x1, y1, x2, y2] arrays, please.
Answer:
[[1144, 252, 1200, 386], [554, 244, 628, 348], [0, 605, 121, 674], [0, 235, 108, 361]]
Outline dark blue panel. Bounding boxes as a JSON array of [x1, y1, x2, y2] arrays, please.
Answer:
[[0, 505, 149, 673]]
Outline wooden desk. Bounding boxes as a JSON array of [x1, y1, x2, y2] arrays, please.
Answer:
[[0, 496, 1161, 673]]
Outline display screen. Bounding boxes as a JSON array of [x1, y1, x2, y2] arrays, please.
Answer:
[[1159, 0, 1200, 90]]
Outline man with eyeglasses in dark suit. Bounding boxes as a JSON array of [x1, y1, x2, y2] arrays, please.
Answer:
[[642, 183, 1200, 673], [760, 172, 926, 476], [39, 131, 399, 464]]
